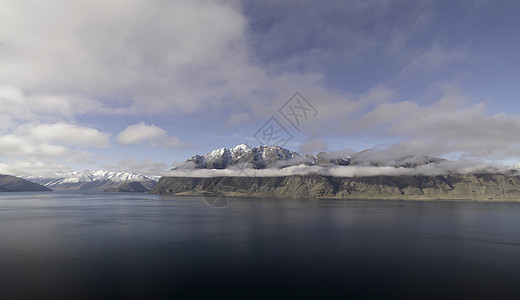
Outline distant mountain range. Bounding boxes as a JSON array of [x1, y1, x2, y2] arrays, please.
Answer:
[[24, 170, 159, 192], [0, 175, 51, 192]]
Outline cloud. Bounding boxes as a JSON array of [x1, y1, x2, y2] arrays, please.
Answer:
[[0, 120, 110, 158], [1, 0, 519, 176], [0, 0, 254, 115], [350, 85, 520, 159], [20, 122, 110, 147], [117, 123, 165, 145], [399, 43, 469, 76], [244, 0, 435, 69], [117, 122, 188, 148], [101, 159, 171, 177], [0, 120, 110, 176], [0, 1, 442, 128], [166, 160, 507, 178], [0, 85, 106, 126], [0, 85, 72, 122], [0, 134, 70, 157], [0, 160, 71, 177], [0, 0, 402, 123], [299, 139, 328, 154], [225, 113, 250, 128], [358, 86, 395, 105]]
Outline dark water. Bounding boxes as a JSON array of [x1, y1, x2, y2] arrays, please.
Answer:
[[1, 192, 520, 299]]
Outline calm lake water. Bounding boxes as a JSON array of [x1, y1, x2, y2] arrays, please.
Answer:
[[1, 192, 520, 299]]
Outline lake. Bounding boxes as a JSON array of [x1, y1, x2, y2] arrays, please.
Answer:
[[1, 192, 520, 299]]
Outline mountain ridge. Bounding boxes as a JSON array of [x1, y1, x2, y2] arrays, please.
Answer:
[[151, 173, 520, 201], [24, 170, 158, 192], [152, 145, 520, 201], [179, 144, 442, 170], [0, 174, 52, 192]]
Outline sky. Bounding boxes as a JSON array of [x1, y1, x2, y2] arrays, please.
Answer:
[[1, 0, 520, 177]]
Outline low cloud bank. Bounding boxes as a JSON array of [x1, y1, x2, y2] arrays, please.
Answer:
[[166, 160, 512, 178]]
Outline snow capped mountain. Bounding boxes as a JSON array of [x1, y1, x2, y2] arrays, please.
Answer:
[[509, 163, 520, 169], [24, 170, 159, 191], [179, 144, 444, 170], [180, 145, 350, 169], [26, 170, 158, 184]]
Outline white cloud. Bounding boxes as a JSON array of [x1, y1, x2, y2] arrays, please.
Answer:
[[0, 85, 106, 124], [339, 84, 520, 160], [166, 161, 506, 178], [117, 122, 188, 148], [0, 134, 69, 157], [0, 0, 356, 122], [0, 160, 71, 177], [0, 120, 110, 176], [0, 0, 254, 114], [23, 123, 110, 147], [117, 123, 165, 145]]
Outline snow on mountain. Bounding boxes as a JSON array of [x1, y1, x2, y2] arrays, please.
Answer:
[[509, 163, 520, 169], [178, 145, 445, 170], [180, 145, 349, 169], [25, 170, 159, 188]]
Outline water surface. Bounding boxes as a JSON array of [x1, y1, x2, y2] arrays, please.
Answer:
[[1, 192, 520, 299]]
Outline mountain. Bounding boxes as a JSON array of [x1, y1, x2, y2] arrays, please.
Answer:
[[182, 144, 311, 169], [151, 173, 520, 201], [179, 144, 438, 170], [509, 163, 520, 169], [103, 181, 151, 193], [24, 170, 158, 192], [153, 145, 520, 201], [0, 174, 52, 192]]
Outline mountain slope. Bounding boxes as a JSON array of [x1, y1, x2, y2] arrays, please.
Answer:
[[0, 175, 52, 192], [103, 181, 150, 193], [151, 173, 520, 201]]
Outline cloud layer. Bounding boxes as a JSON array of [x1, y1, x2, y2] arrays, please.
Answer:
[[166, 160, 508, 178], [0, 0, 252, 114]]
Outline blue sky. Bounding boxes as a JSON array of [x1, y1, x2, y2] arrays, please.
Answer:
[[1, 0, 520, 176]]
